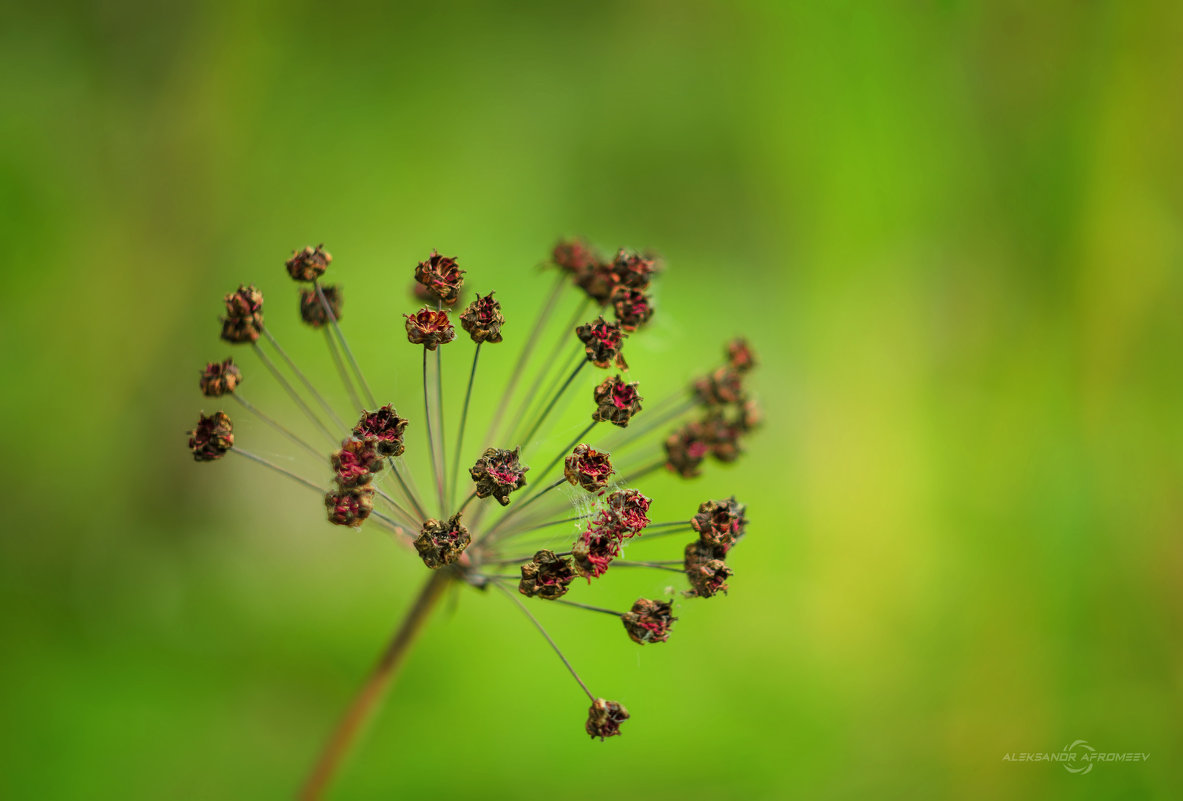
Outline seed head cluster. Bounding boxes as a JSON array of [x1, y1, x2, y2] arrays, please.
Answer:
[[185, 237, 761, 748]]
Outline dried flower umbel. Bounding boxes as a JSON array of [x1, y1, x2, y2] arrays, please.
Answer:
[[185, 239, 761, 796]]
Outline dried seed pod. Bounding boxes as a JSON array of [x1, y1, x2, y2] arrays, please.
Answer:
[[603, 488, 651, 534], [663, 420, 712, 478], [325, 486, 374, 527], [726, 338, 757, 373], [299, 284, 342, 328], [459, 292, 504, 344], [693, 366, 746, 407], [576, 316, 627, 369], [200, 359, 241, 397], [736, 399, 763, 433], [414, 250, 465, 306], [518, 549, 576, 600], [574, 260, 620, 305], [586, 698, 629, 741], [331, 439, 384, 488], [553, 238, 601, 274], [684, 540, 732, 598], [563, 444, 615, 494], [572, 522, 622, 579], [469, 447, 529, 505], [611, 248, 657, 290], [188, 411, 234, 461], [414, 513, 471, 569], [405, 307, 456, 349], [592, 375, 643, 427], [285, 244, 331, 282], [220, 285, 265, 344], [691, 497, 748, 554], [700, 412, 743, 463], [621, 598, 676, 644], [353, 405, 409, 457], [609, 286, 654, 332]]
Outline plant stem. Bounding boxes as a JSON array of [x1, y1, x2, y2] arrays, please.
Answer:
[[450, 342, 482, 510], [315, 279, 378, 408], [300, 570, 452, 801]]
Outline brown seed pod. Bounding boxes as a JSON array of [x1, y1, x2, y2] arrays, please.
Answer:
[[621, 598, 676, 645], [663, 420, 712, 478], [553, 238, 601, 274], [518, 550, 576, 600], [683, 540, 732, 598], [563, 444, 615, 494], [459, 292, 504, 344], [285, 244, 331, 282], [611, 248, 657, 290], [576, 316, 627, 369], [585, 698, 629, 741], [188, 411, 234, 461], [469, 447, 529, 506], [603, 488, 651, 535], [200, 359, 242, 397], [414, 513, 471, 569], [609, 285, 654, 332], [572, 520, 622, 580], [414, 250, 465, 307], [220, 285, 264, 344], [693, 366, 746, 407], [592, 375, 643, 427], [299, 284, 343, 328], [331, 439, 384, 488], [353, 405, 409, 458], [405, 307, 456, 350], [325, 486, 374, 527], [691, 497, 748, 554], [726, 338, 757, 373]]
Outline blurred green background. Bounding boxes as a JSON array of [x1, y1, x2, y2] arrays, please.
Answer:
[[3, 0, 1182, 798]]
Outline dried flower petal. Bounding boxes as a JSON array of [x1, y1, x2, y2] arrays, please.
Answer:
[[621, 598, 676, 644], [353, 405, 409, 457], [188, 411, 234, 461], [469, 447, 529, 506], [609, 286, 654, 332], [414, 250, 465, 306], [459, 292, 504, 344], [592, 375, 643, 427], [200, 359, 241, 397], [576, 316, 627, 369], [563, 444, 615, 494], [331, 439, 384, 488], [586, 698, 629, 740], [691, 497, 748, 554], [220, 285, 264, 344], [405, 307, 456, 350], [299, 284, 342, 328], [518, 549, 576, 600], [325, 486, 374, 527], [285, 244, 332, 282], [414, 513, 471, 569]]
